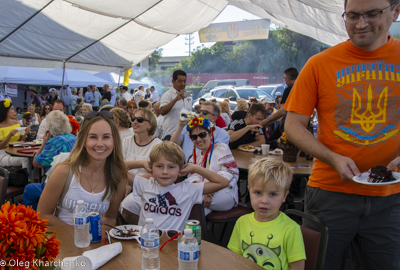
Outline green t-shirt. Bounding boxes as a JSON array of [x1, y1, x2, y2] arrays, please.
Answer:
[[228, 212, 306, 270]]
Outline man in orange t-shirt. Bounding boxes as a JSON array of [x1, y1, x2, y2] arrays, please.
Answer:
[[284, 0, 400, 269]]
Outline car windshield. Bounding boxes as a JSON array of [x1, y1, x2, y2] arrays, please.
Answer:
[[201, 93, 212, 99], [258, 86, 276, 95], [237, 89, 272, 100]]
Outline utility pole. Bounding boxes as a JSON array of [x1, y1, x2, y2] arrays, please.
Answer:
[[185, 33, 194, 56]]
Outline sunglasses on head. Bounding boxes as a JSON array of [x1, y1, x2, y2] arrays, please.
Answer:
[[190, 131, 208, 141], [131, 116, 149, 123], [200, 110, 216, 116], [85, 111, 113, 120]]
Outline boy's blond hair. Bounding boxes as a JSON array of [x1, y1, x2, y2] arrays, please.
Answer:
[[149, 141, 185, 168], [248, 157, 293, 191]]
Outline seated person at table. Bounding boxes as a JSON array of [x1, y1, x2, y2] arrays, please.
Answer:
[[37, 111, 127, 226], [228, 103, 266, 149], [24, 110, 77, 210], [0, 99, 30, 169], [228, 157, 305, 270], [121, 141, 229, 232], [184, 117, 239, 215]]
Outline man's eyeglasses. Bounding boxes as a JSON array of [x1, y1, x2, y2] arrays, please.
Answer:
[[85, 111, 113, 120], [342, 4, 396, 24], [190, 131, 208, 141], [132, 116, 149, 123], [200, 110, 216, 116]]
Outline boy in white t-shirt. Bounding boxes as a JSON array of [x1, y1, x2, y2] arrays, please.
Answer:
[[123, 141, 229, 232], [228, 157, 306, 270]]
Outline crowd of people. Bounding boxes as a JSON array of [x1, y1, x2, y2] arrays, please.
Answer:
[[2, 0, 400, 268]]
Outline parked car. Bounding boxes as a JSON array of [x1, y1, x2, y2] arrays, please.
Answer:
[[193, 86, 273, 111], [270, 84, 286, 98], [258, 84, 281, 96], [193, 79, 251, 104]]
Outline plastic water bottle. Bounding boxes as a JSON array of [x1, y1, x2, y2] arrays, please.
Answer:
[[178, 228, 199, 270], [313, 120, 318, 137], [140, 218, 160, 270], [73, 200, 90, 248]]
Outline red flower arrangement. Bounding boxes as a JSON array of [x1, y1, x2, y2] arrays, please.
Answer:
[[68, 115, 80, 135], [0, 202, 61, 270]]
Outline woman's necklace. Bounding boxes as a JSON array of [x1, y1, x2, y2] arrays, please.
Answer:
[[83, 170, 104, 196]]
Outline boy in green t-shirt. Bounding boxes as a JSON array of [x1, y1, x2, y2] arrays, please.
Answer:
[[228, 157, 306, 270]]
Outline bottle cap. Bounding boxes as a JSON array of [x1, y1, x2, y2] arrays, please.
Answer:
[[184, 229, 192, 235], [145, 218, 154, 223], [77, 200, 84, 204]]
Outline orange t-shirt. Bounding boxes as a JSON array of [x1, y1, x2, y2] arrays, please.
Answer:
[[285, 36, 400, 197]]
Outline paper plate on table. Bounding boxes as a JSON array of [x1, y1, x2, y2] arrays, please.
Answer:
[[353, 172, 400, 186], [238, 145, 255, 152], [269, 149, 283, 155], [109, 225, 142, 240]]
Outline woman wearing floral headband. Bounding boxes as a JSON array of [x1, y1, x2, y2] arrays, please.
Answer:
[[0, 99, 30, 169], [185, 117, 239, 215]]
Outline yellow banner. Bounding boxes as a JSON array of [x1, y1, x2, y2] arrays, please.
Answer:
[[199, 19, 270, 43], [124, 69, 131, 86]]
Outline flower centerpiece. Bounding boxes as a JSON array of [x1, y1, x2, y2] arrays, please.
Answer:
[[0, 202, 61, 270], [22, 112, 33, 125], [68, 115, 80, 135], [278, 132, 299, 162]]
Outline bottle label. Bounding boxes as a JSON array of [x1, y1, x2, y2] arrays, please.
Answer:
[[179, 250, 199, 261], [140, 236, 159, 248], [74, 216, 89, 225]]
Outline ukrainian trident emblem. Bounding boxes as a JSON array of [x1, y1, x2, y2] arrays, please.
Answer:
[[227, 23, 238, 40], [351, 83, 388, 133]]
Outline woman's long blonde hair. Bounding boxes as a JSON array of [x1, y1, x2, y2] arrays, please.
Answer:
[[64, 115, 127, 202]]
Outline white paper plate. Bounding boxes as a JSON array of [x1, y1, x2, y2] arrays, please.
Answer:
[[109, 225, 142, 240], [353, 172, 400, 186], [269, 149, 283, 155], [238, 146, 255, 152]]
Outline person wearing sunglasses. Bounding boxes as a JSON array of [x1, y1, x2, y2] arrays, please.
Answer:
[[159, 70, 192, 141], [37, 99, 65, 140], [126, 100, 138, 119], [184, 117, 239, 215], [39, 103, 52, 123], [121, 141, 229, 232], [284, 0, 400, 268], [120, 108, 162, 224], [171, 101, 229, 162], [38, 110, 126, 226]]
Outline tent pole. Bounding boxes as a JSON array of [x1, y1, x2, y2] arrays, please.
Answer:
[[61, 61, 66, 99], [117, 68, 122, 88]]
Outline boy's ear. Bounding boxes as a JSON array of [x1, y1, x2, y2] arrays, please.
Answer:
[[282, 190, 289, 202]]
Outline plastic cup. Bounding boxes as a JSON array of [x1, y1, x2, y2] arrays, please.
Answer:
[[60, 256, 92, 270], [15, 127, 26, 135], [261, 144, 270, 155]]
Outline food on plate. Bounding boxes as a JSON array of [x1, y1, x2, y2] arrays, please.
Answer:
[[113, 226, 140, 237], [239, 145, 254, 150], [367, 165, 395, 183]]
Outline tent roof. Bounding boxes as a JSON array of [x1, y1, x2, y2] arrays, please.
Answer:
[[94, 72, 149, 88], [47, 68, 111, 87], [0, 66, 64, 85], [0, 0, 347, 72]]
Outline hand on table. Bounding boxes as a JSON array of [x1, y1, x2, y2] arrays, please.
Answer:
[[387, 157, 400, 171]]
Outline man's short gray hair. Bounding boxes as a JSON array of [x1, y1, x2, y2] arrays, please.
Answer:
[[202, 101, 220, 116], [46, 110, 72, 136]]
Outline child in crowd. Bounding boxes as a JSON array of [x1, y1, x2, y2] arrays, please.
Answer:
[[123, 141, 229, 232], [228, 157, 305, 270]]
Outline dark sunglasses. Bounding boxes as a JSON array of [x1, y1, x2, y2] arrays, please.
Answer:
[[190, 131, 208, 141], [128, 106, 137, 109], [200, 110, 216, 116], [85, 111, 113, 120], [132, 116, 149, 123], [44, 107, 51, 111]]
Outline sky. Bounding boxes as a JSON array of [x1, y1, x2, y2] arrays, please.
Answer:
[[160, 5, 261, 57]]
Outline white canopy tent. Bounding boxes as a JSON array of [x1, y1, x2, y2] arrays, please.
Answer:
[[47, 68, 111, 87], [94, 72, 149, 89], [0, 0, 348, 73], [0, 66, 64, 85]]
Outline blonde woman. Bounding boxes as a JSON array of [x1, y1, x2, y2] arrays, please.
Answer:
[[232, 99, 248, 121], [110, 107, 134, 140], [219, 101, 231, 126], [38, 111, 127, 226]]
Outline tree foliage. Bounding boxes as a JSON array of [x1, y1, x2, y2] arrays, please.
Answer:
[[149, 48, 163, 70]]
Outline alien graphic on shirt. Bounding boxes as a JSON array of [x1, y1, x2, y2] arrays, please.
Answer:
[[242, 232, 282, 270]]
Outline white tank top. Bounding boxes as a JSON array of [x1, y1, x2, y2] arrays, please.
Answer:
[[57, 174, 110, 225]]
